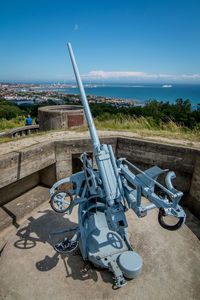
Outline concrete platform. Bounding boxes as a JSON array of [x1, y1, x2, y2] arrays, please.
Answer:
[[0, 198, 199, 300]]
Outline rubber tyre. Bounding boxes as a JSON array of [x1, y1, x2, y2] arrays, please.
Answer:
[[158, 209, 185, 231]]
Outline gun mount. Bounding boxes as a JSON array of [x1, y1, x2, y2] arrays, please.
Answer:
[[49, 43, 186, 288]]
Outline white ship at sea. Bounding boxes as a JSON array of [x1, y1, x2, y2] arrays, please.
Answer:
[[162, 84, 173, 88]]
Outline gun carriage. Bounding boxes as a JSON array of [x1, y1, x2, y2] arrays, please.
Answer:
[[49, 43, 186, 288]]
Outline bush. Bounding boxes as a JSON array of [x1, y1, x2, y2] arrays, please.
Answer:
[[0, 116, 26, 130], [90, 99, 200, 130], [0, 97, 26, 120], [0, 105, 25, 120]]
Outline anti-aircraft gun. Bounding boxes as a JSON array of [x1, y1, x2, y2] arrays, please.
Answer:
[[49, 43, 186, 288]]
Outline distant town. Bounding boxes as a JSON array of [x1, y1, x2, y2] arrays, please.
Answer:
[[0, 83, 136, 108]]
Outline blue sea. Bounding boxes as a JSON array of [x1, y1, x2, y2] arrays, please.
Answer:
[[39, 84, 200, 109]]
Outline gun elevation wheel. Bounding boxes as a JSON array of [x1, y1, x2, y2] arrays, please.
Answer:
[[50, 190, 73, 213]]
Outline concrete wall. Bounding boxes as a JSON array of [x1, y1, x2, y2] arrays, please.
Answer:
[[54, 138, 117, 190], [0, 172, 40, 206], [0, 164, 56, 206], [55, 138, 117, 181], [187, 153, 200, 218], [40, 164, 57, 187], [117, 137, 196, 193], [38, 105, 86, 131], [0, 137, 199, 219], [0, 142, 56, 206], [0, 142, 55, 190]]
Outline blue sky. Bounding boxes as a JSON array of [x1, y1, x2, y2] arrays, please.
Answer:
[[0, 0, 200, 83]]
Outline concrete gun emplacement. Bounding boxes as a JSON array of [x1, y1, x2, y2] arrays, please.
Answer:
[[49, 43, 186, 288]]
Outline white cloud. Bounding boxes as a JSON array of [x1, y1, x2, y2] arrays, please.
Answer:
[[82, 70, 200, 81], [181, 74, 200, 79], [74, 24, 79, 31], [83, 71, 157, 79]]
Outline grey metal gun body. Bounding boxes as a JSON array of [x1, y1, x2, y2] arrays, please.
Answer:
[[49, 43, 186, 288]]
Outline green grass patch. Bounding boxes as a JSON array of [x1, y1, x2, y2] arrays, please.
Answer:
[[94, 116, 200, 142], [0, 115, 200, 145], [0, 116, 27, 131], [0, 116, 38, 131]]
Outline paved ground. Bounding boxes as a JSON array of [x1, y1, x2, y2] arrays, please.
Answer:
[[0, 194, 199, 300]]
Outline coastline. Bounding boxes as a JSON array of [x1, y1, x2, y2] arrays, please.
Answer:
[[1, 82, 200, 108], [33, 84, 200, 108]]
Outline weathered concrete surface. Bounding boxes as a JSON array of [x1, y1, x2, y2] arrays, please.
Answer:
[[0, 142, 55, 189], [188, 153, 200, 219], [0, 172, 40, 206], [0, 130, 200, 157], [0, 186, 50, 231], [0, 125, 39, 139], [55, 138, 117, 181], [0, 197, 199, 300], [38, 105, 86, 131], [184, 207, 200, 239], [0, 142, 56, 206], [39, 164, 57, 187], [0, 151, 21, 188], [117, 137, 196, 193]]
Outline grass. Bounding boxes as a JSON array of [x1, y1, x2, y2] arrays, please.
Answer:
[[94, 116, 200, 142], [0, 116, 27, 131], [0, 115, 200, 145]]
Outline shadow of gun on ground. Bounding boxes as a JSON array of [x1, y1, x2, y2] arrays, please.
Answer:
[[14, 209, 112, 284]]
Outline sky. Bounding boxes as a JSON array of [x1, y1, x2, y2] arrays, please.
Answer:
[[0, 0, 200, 83]]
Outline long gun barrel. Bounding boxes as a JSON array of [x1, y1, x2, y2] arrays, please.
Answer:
[[67, 42, 121, 206], [67, 43, 100, 150]]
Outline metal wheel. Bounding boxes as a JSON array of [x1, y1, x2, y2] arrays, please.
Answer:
[[50, 190, 73, 213], [158, 208, 185, 231]]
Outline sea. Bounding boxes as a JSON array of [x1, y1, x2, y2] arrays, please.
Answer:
[[38, 84, 200, 109]]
